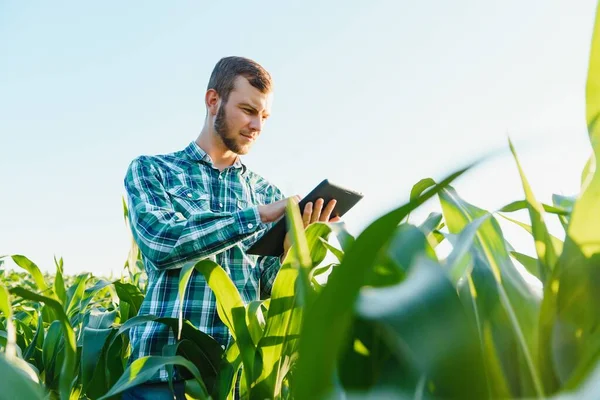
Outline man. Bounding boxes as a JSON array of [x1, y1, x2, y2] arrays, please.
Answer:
[[122, 56, 337, 399]]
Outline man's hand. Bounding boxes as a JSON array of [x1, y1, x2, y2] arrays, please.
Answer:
[[257, 195, 301, 223], [281, 198, 341, 261]]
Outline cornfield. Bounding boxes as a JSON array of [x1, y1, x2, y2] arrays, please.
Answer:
[[2, 3, 600, 399]]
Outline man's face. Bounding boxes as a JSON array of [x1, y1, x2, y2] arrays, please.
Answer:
[[214, 76, 273, 155]]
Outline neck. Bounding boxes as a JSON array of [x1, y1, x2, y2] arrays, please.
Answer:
[[196, 127, 239, 171]]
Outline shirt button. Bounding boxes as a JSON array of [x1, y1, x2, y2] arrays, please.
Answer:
[[219, 175, 223, 180], [247, 223, 254, 229], [219, 203, 223, 208], [187, 193, 193, 198]]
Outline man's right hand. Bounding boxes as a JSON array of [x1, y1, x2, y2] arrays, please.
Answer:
[[258, 195, 301, 223]]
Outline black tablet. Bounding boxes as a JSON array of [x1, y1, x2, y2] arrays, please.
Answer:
[[247, 179, 364, 257]]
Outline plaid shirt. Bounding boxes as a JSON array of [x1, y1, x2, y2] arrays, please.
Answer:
[[124, 141, 284, 382]]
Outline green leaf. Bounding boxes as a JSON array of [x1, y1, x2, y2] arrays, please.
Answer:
[[310, 263, 335, 281], [0, 285, 16, 360], [99, 356, 209, 400], [498, 200, 569, 216], [42, 321, 62, 385], [319, 238, 344, 263], [246, 300, 266, 346], [87, 309, 118, 330], [10, 256, 49, 292], [189, 261, 244, 339], [122, 195, 129, 222], [0, 354, 44, 400], [65, 273, 89, 320], [213, 343, 242, 400], [53, 256, 66, 305], [355, 257, 488, 398], [23, 313, 44, 365], [406, 178, 436, 223], [162, 340, 211, 396], [108, 315, 223, 389], [81, 327, 113, 394], [561, 0, 600, 259], [439, 186, 543, 398], [294, 166, 470, 399], [10, 287, 77, 400], [187, 259, 276, 395], [113, 281, 144, 317], [337, 318, 392, 392], [410, 178, 437, 201], [304, 222, 333, 268], [552, 194, 574, 233], [509, 251, 541, 281], [509, 138, 558, 283], [418, 212, 443, 234], [385, 223, 437, 273], [498, 213, 564, 255], [444, 214, 492, 285], [284, 198, 312, 269], [252, 203, 336, 399], [329, 221, 356, 252], [537, 7, 600, 391]]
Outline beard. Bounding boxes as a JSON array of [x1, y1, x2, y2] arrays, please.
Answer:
[[214, 103, 250, 155]]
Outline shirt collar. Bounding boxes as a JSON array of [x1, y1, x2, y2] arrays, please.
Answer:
[[184, 141, 247, 174]]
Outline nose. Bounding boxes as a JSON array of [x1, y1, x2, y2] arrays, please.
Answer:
[[248, 115, 263, 132]]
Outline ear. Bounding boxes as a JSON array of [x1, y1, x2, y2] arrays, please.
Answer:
[[205, 89, 220, 116]]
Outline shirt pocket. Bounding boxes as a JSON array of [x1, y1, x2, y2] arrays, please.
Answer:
[[166, 186, 212, 217]]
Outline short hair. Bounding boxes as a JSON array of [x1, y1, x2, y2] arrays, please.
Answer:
[[207, 56, 273, 103]]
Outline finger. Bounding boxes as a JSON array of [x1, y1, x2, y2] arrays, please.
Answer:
[[311, 198, 324, 224], [303, 202, 313, 227], [320, 199, 337, 222], [329, 216, 341, 223]]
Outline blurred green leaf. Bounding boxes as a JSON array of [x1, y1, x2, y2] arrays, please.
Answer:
[[498, 200, 570, 216], [445, 214, 491, 284], [295, 166, 470, 399], [0, 354, 44, 400], [407, 178, 436, 223], [355, 257, 488, 398], [498, 213, 564, 255], [509, 251, 541, 281], [536, 5, 600, 393], [509, 138, 558, 284], [329, 221, 356, 252]]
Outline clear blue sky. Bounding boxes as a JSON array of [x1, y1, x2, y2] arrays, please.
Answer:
[[1, 1, 597, 276]]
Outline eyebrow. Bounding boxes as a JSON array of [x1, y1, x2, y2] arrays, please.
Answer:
[[240, 103, 270, 117]]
